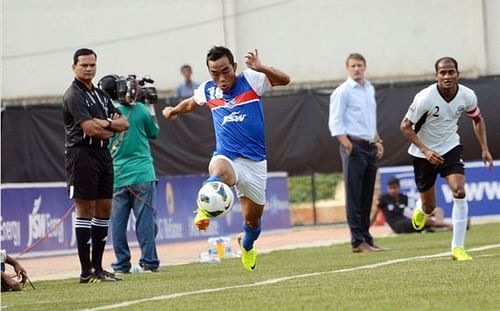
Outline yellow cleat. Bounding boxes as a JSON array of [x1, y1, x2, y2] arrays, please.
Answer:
[[412, 201, 426, 231], [194, 209, 210, 231], [452, 247, 473, 261], [238, 233, 257, 271]]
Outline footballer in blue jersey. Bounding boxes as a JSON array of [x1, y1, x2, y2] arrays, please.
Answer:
[[162, 46, 290, 271]]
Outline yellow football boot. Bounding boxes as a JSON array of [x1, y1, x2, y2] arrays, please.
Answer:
[[412, 200, 426, 231], [452, 247, 473, 261], [237, 233, 257, 271], [194, 209, 210, 231]]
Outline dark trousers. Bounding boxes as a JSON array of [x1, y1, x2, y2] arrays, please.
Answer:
[[340, 140, 378, 247]]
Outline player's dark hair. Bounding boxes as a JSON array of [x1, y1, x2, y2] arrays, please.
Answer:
[[387, 176, 400, 187], [73, 48, 97, 65], [434, 56, 458, 72], [206, 46, 235, 67], [346, 53, 366, 66]]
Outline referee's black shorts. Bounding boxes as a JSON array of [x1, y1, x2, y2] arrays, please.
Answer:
[[413, 144, 464, 193], [65, 146, 113, 200]]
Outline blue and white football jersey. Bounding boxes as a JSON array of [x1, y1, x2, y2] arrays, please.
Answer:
[[193, 69, 272, 161]]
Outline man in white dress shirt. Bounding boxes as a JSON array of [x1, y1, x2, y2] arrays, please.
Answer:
[[329, 53, 384, 253]]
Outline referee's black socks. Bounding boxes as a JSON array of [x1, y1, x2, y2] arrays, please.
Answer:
[[75, 218, 92, 277], [91, 217, 110, 272]]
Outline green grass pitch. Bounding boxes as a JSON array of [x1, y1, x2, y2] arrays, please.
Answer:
[[2, 222, 500, 311]]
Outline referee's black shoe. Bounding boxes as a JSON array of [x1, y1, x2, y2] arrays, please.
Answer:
[[79, 273, 101, 284]]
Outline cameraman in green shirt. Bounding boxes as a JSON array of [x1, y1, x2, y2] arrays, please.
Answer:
[[99, 74, 160, 273]]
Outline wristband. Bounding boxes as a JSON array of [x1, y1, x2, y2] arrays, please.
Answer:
[[105, 118, 112, 130]]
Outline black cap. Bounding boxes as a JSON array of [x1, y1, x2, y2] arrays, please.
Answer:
[[98, 74, 120, 100]]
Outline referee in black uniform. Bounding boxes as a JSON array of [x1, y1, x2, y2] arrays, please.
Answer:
[[63, 48, 128, 283]]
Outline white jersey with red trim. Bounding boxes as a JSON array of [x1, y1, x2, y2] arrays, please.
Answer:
[[193, 68, 272, 161], [405, 83, 478, 158]]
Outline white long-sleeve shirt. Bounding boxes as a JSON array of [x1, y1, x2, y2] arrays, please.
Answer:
[[328, 77, 377, 142]]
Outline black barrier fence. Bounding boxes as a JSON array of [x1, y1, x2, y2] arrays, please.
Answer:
[[2, 76, 499, 183]]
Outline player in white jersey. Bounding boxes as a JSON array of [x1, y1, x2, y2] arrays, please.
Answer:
[[400, 57, 493, 261], [162, 46, 290, 270]]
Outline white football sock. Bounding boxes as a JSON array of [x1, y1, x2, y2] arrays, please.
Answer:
[[451, 198, 468, 251]]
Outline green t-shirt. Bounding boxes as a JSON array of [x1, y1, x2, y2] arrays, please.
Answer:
[[109, 102, 160, 188]]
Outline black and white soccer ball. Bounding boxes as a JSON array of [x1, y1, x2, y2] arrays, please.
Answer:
[[196, 181, 234, 218]]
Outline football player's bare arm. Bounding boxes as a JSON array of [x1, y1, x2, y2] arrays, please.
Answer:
[[400, 117, 444, 165], [162, 97, 198, 120], [471, 117, 493, 168], [245, 49, 290, 86], [259, 65, 290, 86]]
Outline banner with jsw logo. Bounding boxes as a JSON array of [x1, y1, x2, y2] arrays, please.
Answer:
[[0, 173, 290, 257], [379, 160, 500, 217]]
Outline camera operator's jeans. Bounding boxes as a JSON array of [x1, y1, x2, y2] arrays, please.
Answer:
[[111, 181, 159, 272]]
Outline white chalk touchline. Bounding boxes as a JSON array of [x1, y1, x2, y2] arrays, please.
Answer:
[[82, 243, 500, 311]]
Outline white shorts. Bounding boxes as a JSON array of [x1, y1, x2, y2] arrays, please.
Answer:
[[210, 155, 267, 205]]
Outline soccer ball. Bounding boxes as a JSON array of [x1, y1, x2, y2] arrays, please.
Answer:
[[196, 181, 234, 218]]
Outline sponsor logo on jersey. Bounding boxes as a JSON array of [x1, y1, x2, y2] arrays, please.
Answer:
[[225, 98, 236, 107], [222, 111, 246, 125]]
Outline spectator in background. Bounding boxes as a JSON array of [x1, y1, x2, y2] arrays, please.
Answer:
[[372, 177, 452, 233], [176, 64, 199, 98], [98, 74, 161, 273], [328, 53, 384, 253], [1, 249, 29, 291]]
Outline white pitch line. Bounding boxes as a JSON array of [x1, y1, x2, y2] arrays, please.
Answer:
[[82, 243, 500, 311]]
